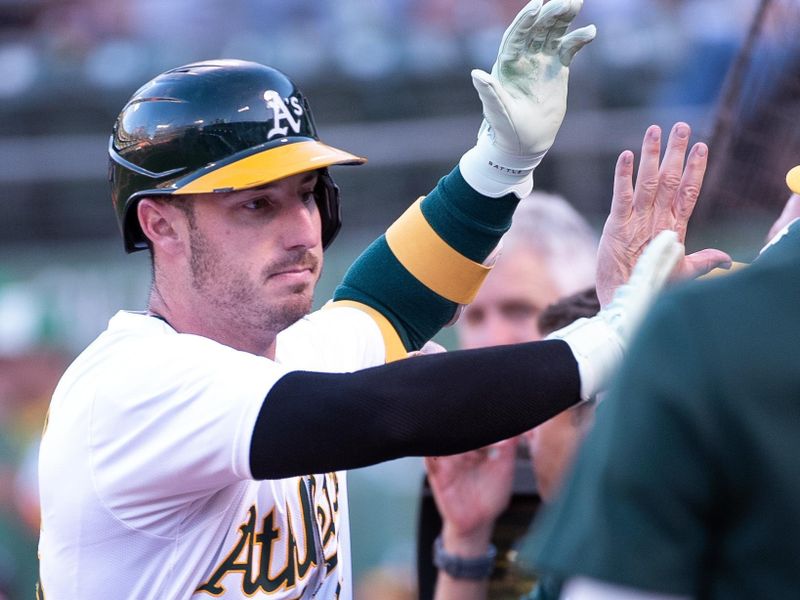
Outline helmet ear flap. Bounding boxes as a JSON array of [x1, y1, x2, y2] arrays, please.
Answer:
[[315, 169, 342, 249]]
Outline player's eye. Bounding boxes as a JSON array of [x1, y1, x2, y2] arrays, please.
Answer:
[[243, 197, 273, 210], [302, 191, 316, 205]]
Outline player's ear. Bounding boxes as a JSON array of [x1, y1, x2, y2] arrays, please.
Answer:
[[137, 198, 187, 256]]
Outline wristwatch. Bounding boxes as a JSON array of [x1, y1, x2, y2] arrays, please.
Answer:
[[433, 534, 497, 580]]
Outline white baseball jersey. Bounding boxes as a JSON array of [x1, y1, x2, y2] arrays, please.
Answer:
[[38, 307, 385, 599]]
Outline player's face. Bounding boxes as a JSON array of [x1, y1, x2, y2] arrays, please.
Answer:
[[458, 248, 562, 348], [181, 171, 324, 339]]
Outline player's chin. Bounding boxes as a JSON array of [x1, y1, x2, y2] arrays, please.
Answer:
[[280, 285, 314, 310], [272, 293, 314, 330]]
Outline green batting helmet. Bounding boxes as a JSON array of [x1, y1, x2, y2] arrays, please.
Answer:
[[109, 59, 366, 253]]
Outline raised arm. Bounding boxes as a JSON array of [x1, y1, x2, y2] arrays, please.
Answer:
[[252, 230, 682, 477], [332, 0, 596, 359]]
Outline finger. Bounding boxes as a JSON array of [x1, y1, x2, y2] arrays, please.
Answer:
[[678, 249, 733, 280], [530, 0, 582, 52], [610, 150, 635, 222], [558, 24, 596, 66], [471, 69, 513, 125], [698, 261, 746, 280], [652, 123, 691, 229], [633, 125, 662, 212], [673, 143, 708, 242], [543, 0, 584, 51], [497, 0, 542, 63]]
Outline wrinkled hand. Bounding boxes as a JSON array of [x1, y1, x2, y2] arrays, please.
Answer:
[[461, 0, 595, 197], [425, 438, 519, 547], [549, 230, 683, 399], [596, 122, 732, 306]]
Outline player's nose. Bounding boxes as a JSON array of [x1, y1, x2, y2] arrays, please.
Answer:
[[280, 198, 321, 250]]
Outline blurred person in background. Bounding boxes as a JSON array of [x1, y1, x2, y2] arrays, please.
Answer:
[[423, 287, 601, 600], [417, 191, 598, 600], [522, 288, 600, 506]]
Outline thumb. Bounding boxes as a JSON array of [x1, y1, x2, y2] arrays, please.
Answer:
[[678, 249, 733, 280], [471, 69, 513, 124]]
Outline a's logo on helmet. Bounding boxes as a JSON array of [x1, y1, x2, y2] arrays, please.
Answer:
[[263, 90, 304, 139]]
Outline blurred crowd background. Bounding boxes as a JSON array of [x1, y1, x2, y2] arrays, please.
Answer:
[[2, 0, 799, 597]]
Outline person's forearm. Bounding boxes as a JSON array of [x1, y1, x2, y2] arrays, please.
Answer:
[[332, 167, 519, 355], [433, 523, 494, 600], [249, 340, 580, 479]]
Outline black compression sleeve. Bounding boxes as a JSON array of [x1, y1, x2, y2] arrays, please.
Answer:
[[249, 339, 580, 480]]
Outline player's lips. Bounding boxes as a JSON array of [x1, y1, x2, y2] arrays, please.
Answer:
[[267, 266, 315, 283], [262, 251, 320, 284]]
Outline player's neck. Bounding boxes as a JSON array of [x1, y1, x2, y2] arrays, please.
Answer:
[[147, 290, 278, 360]]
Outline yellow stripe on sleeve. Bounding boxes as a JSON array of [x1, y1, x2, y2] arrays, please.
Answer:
[[385, 199, 492, 305], [325, 300, 408, 363]]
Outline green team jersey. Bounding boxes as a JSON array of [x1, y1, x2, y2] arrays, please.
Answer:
[[521, 221, 800, 599]]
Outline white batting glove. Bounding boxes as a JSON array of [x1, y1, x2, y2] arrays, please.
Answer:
[[460, 0, 596, 198], [547, 230, 683, 400]]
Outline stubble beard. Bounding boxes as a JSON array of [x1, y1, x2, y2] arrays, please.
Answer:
[[187, 227, 318, 341]]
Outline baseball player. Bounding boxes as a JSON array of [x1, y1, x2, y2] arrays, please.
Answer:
[[36, 1, 726, 598]]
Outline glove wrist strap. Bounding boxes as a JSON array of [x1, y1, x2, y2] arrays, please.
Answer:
[[459, 135, 547, 198], [546, 316, 624, 400]]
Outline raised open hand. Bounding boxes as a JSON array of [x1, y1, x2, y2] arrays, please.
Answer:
[[425, 437, 519, 546], [461, 0, 596, 197], [596, 122, 732, 306], [478, 0, 596, 154]]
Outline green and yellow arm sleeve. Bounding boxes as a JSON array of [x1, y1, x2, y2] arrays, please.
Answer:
[[331, 166, 519, 361]]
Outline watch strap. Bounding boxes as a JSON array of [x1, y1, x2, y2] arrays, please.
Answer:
[[433, 534, 497, 580]]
